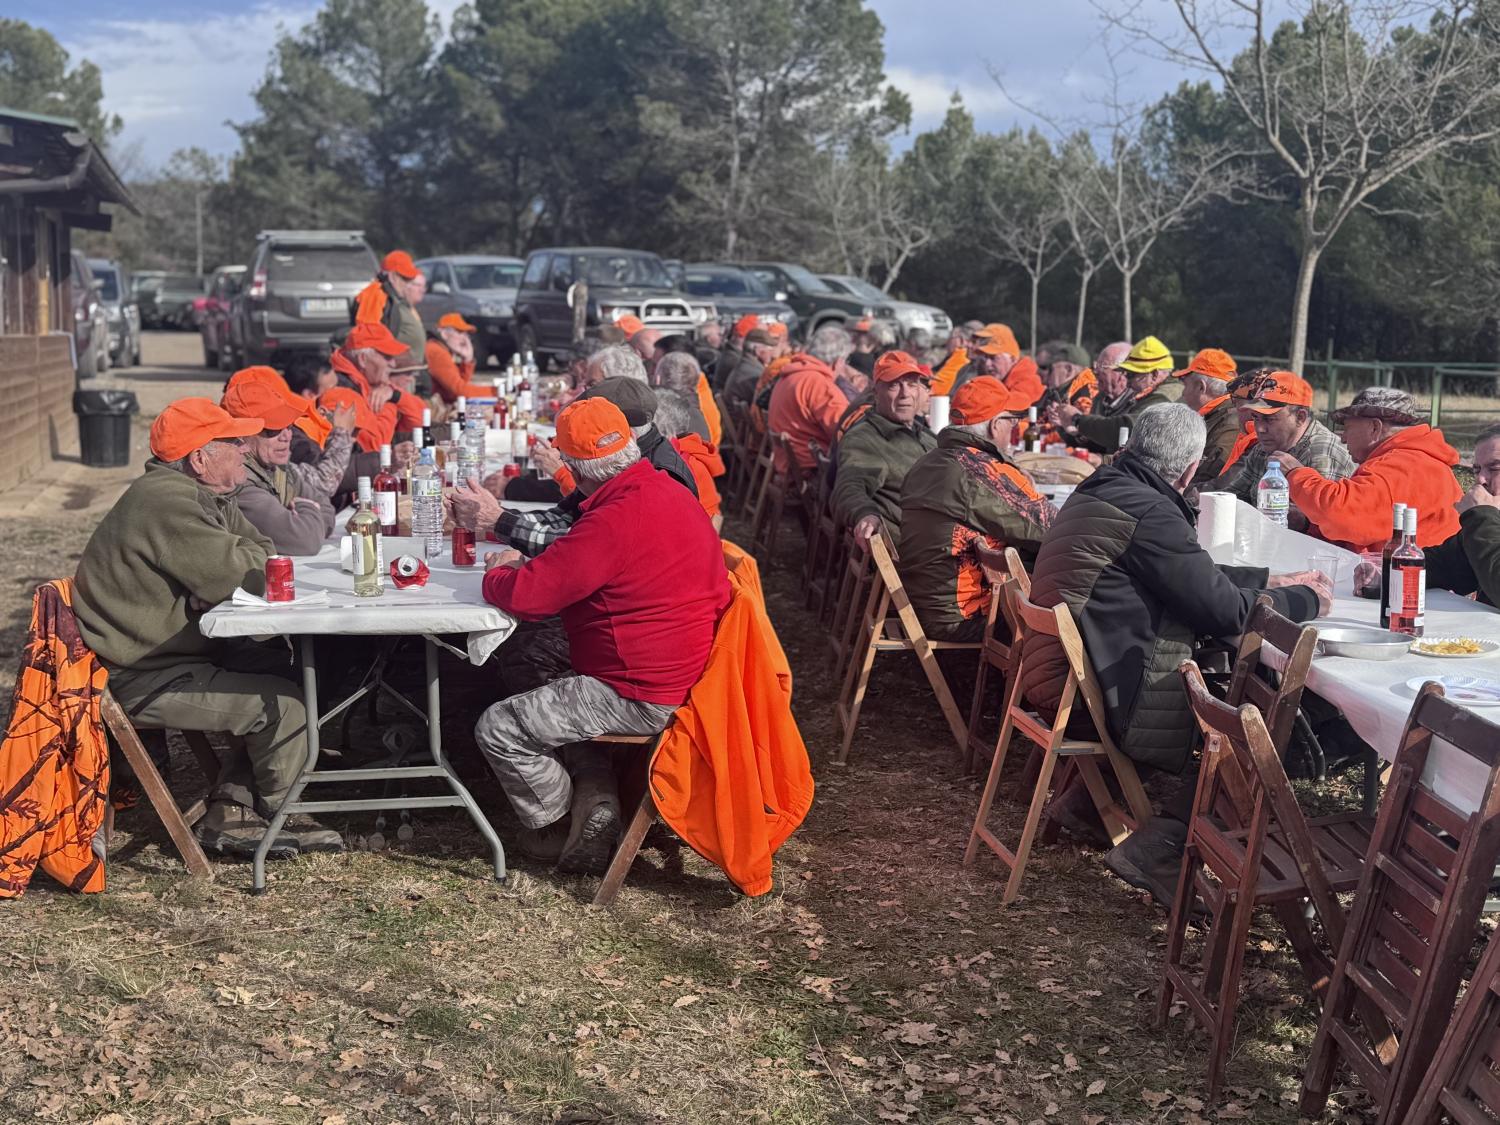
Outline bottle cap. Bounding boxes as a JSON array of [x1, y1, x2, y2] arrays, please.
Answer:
[[356, 476, 372, 501], [456, 396, 467, 412], [380, 443, 392, 463], [1404, 508, 1418, 534], [422, 407, 432, 425], [1027, 407, 1037, 421], [411, 427, 423, 448], [1268, 459, 1280, 470]]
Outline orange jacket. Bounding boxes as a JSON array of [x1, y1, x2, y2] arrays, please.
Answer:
[[328, 350, 420, 451], [1288, 424, 1461, 553], [931, 348, 969, 396], [749, 354, 794, 434], [425, 338, 490, 404], [0, 580, 110, 899], [648, 544, 813, 896], [767, 355, 849, 473], [695, 374, 723, 451], [1004, 356, 1045, 408], [672, 434, 724, 518], [1220, 422, 1256, 474]]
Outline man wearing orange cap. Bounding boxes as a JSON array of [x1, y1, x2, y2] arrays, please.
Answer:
[[71, 399, 342, 859], [221, 375, 338, 555], [331, 322, 425, 451], [425, 313, 492, 404], [1206, 371, 1353, 505], [1174, 348, 1241, 486], [898, 376, 1057, 642], [833, 351, 937, 541], [472, 397, 730, 872], [354, 250, 427, 365], [951, 323, 1044, 407], [724, 326, 777, 406], [767, 324, 853, 474], [224, 365, 361, 504]]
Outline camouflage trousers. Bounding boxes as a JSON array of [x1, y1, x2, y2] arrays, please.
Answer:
[[473, 674, 677, 828]]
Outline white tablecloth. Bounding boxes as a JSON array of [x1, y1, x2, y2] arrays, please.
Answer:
[[1202, 498, 1500, 812], [201, 537, 517, 664]]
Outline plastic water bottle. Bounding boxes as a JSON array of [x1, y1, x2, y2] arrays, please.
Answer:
[[410, 447, 444, 558], [1258, 459, 1290, 526], [463, 414, 486, 474]]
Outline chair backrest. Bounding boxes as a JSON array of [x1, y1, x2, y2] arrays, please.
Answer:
[[1180, 660, 1349, 931], [975, 546, 1031, 664], [1406, 925, 1500, 1125], [1226, 597, 1318, 753], [809, 441, 835, 516], [1011, 590, 1115, 751], [1307, 681, 1500, 1123]]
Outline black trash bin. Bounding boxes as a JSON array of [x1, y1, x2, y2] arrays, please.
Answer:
[[74, 388, 140, 468]]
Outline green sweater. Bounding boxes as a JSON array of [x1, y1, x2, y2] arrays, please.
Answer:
[[832, 411, 936, 529], [1074, 378, 1184, 453], [74, 461, 274, 671]]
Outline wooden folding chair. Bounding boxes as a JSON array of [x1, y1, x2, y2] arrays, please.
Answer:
[[1300, 682, 1500, 1125], [724, 405, 762, 515], [963, 546, 1031, 774], [716, 394, 747, 513], [99, 692, 219, 880], [802, 443, 840, 614], [828, 530, 873, 682], [591, 731, 667, 907], [836, 529, 979, 764], [747, 434, 795, 565], [1406, 924, 1500, 1124], [963, 586, 1152, 905], [1160, 661, 1376, 1100]]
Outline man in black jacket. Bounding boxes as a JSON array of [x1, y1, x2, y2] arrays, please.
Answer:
[[1022, 403, 1331, 905]]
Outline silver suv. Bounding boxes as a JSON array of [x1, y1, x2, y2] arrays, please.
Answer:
[[229, 230, 378, 366]]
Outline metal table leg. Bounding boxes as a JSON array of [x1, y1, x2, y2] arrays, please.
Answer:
[[251, 634, 506, 893]]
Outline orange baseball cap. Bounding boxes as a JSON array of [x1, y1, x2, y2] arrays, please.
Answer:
[[437, 312, 476, 333], [766, 321, 788, 340], [873, 350, 928, 383], [555, 397, 631, 460], [732, 313, 759, 339], [382, 251, 419, 279], [950, 376, 1033, 424], [1176, 348, 1237, 381], [973, 323, 1020, 357], [614, 314, 646, 337], [1246, 371, 1314, 413], [851, 318, 874, 333], [221, 368, 306, 430], [150, 398, 262, 461], [345, 321, 408, 356]]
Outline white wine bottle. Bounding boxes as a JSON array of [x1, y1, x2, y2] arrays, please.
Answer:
[[348, 476, 385, 598]]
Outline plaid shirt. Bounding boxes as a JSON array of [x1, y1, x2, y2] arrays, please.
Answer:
[[495, 494, 583, 557], [1210, 418, 1355, 503]]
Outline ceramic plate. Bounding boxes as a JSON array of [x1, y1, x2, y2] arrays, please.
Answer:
[[1405, 674, 1500, 705], [1409, 637, 1500, 659]]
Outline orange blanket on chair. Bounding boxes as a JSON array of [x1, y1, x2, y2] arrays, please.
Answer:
[[648, 545, 813, 896], [0, 579, 110, 898]]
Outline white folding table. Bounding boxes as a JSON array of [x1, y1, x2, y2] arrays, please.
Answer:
[[201, 533, 525, 891]]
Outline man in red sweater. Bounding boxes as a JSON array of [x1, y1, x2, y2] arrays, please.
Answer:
[[474, 397, 730, 874]]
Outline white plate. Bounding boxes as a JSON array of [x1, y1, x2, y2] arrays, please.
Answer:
[[1404, 674, 1500, 705], [1409, 637, 1500, 659]]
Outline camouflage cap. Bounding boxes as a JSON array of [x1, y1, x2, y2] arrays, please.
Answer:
[[1330, 386, 1422, 426]]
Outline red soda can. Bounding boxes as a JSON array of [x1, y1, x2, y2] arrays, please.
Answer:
[[502, 463, 521, 480], [452, 525, 476, 567], [265, 555, 295, 602]]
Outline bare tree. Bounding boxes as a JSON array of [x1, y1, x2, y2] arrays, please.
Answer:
[[1054, 135, 1112, 346], [1106, 0, 1500, 372]]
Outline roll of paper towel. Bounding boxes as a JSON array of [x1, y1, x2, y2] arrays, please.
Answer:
[[1196, 491, 1237, 559], [928, 395, 950, 432]]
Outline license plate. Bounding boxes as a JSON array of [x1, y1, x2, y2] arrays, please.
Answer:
[[300, 297, 346, 315]]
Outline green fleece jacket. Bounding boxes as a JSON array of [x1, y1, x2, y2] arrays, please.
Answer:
[[832, 411, 936, 530], [74, 461, 274, 671], [1074, 377, 1184, 454]]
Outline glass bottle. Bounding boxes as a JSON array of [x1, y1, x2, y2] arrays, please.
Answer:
[[347, 477, 384, 598], [372, 444, 400, 536], [1378, 502, 1408, 627], [1389, 508, 1425, 637]]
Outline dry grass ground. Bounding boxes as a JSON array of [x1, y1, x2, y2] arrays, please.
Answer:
[[1, 336, 1381, 1123]]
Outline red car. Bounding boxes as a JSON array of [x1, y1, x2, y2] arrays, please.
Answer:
[[199, 264, 246, 369]]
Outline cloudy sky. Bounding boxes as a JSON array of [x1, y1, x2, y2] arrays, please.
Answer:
[[11, 0, 1202, 170]]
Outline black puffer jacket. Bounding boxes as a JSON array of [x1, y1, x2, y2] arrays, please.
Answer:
[[1020, 454, 1320, 772]]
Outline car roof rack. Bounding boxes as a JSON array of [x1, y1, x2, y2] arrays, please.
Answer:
[[256, 229, 366, 242]]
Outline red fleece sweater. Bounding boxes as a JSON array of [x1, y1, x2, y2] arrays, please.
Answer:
[[482, 459, 731, 704]]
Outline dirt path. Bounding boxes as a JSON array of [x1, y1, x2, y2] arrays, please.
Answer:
[[0, 366, 1379, 1124]]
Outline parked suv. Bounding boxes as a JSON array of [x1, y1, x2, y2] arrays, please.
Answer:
[[682, 264, 797, 336], [199, 264, 246, 369], [819, 274, 950, 341], [511, 247, 715, 360], [69, 251, 109, 378], [87, 257, 142, 368], [145, 273, 204, 329], [415, 254, 524, 367], [229, 231, 377, 367], [736, 261, 885, 335]]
